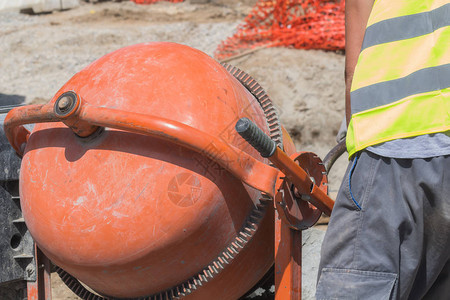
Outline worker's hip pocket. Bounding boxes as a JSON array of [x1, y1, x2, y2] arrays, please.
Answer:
[[316, 268, 397, 300], [343, 151, 377, 211]]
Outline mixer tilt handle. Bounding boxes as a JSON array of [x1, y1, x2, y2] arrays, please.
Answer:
[[235, 117, 277, 158], [235, 118, 334, 216], [4, 94, 281, 197]]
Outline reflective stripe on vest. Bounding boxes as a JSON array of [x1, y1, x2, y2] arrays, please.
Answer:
[[347, 1, 450, 157]]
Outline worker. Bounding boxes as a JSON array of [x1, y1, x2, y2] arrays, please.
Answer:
[[315, 0, 450, 299]]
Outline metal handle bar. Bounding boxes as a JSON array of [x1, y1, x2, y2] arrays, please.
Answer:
[[4, 91, 279, 197], [323, 139, 346, 173], [236, 118, 334, 216]]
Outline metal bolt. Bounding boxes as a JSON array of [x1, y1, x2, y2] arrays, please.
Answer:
[[57, 96, 73, 112], [301, 194, 311, 201]]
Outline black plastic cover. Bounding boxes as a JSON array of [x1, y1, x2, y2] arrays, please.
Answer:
[[0, 106, 36, 289]]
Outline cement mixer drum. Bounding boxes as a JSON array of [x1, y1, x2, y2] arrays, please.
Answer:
[[18, 43, 294, 299]]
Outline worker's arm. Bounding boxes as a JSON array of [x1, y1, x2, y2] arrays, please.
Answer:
[[345, 0, 375, 124]]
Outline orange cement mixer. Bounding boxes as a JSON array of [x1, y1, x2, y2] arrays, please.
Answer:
[[4, 42, 336, 300]]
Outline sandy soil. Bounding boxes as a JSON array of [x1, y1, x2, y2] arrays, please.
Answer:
[[0, 0, 348, 299]]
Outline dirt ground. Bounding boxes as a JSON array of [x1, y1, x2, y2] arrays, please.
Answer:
[[0, 0, 348, 299]]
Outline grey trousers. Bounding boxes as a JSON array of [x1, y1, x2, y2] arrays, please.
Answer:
[[316, 151, 450, 300]]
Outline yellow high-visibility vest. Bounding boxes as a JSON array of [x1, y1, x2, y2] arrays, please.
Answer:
[[346, 0, 450, 157]]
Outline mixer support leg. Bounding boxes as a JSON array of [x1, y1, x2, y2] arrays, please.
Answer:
[[27, 246, 52, 300], [275, 210, 302, 300]]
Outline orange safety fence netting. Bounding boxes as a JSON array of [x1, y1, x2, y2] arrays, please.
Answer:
[[132, 0, 184, 4], [215, 0, 345, 61]]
